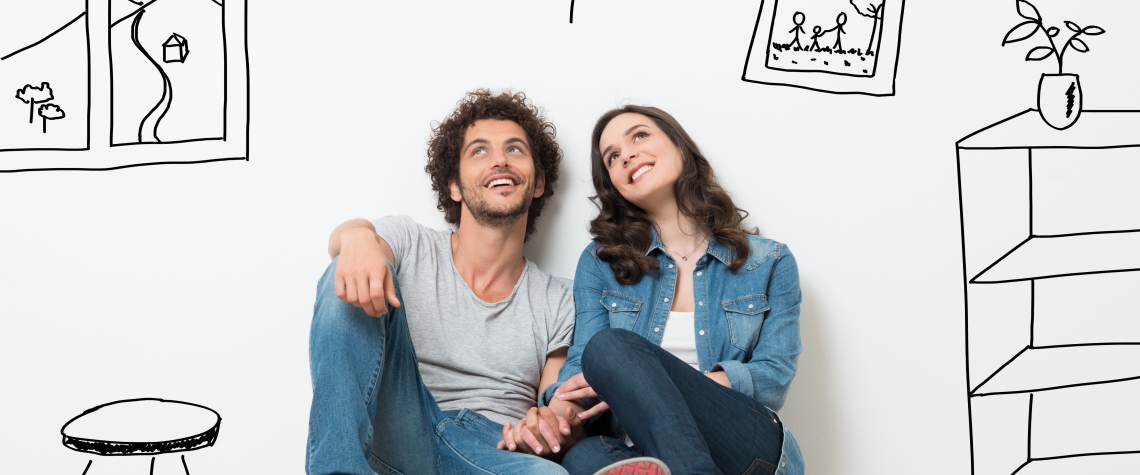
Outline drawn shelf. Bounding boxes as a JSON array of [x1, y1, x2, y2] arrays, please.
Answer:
[[972, 344, 1140, 396], [958, 110, 1140, 475], [971, 231, 1140, 284], [1015, 453, 1140, 475], [958, 110, 1140, 151]]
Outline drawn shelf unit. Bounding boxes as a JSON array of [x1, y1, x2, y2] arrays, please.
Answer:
[[958, 110, 1140, 475]]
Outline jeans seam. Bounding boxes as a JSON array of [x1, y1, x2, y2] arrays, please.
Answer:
[[598, 436, 634, 460], [362, 342, 385, 452]]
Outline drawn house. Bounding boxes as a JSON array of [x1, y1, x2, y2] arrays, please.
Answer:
[[163, 33, 189, 63]]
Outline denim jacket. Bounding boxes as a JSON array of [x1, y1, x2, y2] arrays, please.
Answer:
[[542, 230, 804, 474]]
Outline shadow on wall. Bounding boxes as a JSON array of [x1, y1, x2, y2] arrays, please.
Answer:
[[782, 283, 838, 474], [522, 179, 576, 274]]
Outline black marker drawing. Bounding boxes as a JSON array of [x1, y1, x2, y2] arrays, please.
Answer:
[[163, 33, 190, 63], [39, 103, 66, 133], [569, 0, 575, 23], [958, 110, 1140, 474], [1001, 0, 1105, 131], [742, 0, 904, 96], [0, 1, 90, 151], [110, 0, 225, 145], [62, 398, 220, 474], [0, 0, 248, 173]]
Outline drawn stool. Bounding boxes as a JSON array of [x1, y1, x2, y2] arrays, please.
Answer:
[[61, 398, 221, 474]]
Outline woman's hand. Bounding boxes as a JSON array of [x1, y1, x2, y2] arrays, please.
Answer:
[[497, 406, 584, 458], [555, 373, 610, 419]]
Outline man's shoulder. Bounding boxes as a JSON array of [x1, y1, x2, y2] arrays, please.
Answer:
[[372, 215, 450, 241], [523, 260, 573, 295]]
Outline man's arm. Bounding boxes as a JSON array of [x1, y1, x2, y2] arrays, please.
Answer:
[[328, 218, 400, 317]]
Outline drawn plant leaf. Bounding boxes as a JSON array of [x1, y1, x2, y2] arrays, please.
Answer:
[[1065, 21, 1081, 32], [1015, 0, 1041, 21], [1046, 26, 1059, 37], [1083, 25, 1105, 35], [1003, 21, 1040, 45], [1069, 37, 1089, 53], [1025, 46, 1054, 61]]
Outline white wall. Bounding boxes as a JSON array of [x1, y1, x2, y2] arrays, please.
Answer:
[[2, 0, 1138, 473]]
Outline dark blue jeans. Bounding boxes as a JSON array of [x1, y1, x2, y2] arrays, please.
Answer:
[[307, 259, 566, 475], [561, 328, 784, 475]]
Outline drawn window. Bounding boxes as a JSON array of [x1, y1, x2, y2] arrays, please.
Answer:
[[0, 0, 248, 172]]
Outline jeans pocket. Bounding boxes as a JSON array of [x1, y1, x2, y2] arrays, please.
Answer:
[[741, 457, 778, 475]]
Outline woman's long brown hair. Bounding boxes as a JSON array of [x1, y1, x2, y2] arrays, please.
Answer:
[[588, 105, 757, 285]]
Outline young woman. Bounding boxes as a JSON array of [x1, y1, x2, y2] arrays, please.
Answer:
[[546, 106, 804, 475]]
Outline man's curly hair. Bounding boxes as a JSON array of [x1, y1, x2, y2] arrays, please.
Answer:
[[425, 89, 562, 240]]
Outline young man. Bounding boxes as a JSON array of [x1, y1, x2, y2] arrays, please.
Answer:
[[307, 90, 580, 475]]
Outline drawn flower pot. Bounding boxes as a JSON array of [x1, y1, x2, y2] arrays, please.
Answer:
[[1037, 73, 1082, 130]]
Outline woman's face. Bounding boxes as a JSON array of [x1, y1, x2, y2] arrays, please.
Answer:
[[597, 112, 684, 211]]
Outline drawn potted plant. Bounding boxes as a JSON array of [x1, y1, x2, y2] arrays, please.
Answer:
[[1002, 0, 1105, 130]]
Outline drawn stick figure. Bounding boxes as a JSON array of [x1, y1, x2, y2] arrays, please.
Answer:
[[788, 12, 806, 49], [832, 12, 848, 51], [810, 25, 823, 51]]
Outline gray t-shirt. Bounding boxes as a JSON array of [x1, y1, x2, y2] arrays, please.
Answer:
[[373, 215, 575, 423]]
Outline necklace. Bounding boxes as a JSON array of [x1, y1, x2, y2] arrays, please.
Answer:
[[661, 234, 710, 261]]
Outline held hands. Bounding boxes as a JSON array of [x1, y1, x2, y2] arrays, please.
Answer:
[[497, 406, 584, 458], [555, 373, 610, 420], [334, 227, 400, 317]]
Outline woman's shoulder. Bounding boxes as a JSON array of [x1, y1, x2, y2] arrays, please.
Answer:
[[741, 234, 793, 270]]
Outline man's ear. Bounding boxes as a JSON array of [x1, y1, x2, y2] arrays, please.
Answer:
[[532, 173, 546, 199], [449, 178, 462, 203]]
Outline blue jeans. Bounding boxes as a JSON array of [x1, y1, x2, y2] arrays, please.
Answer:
[[561, 328, 785, 475], [307, 260, 567, 475]]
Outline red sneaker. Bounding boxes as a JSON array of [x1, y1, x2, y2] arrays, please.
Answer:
[[592, 457, 671, 475]]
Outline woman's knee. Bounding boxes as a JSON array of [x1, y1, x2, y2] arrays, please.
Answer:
[[582, 328, 645, 381]]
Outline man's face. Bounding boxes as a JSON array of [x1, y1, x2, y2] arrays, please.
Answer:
[[449, 119, 545, 230]]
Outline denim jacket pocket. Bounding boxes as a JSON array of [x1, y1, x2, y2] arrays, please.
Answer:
[[722, 294, 769, 351], [600, 291, 642, 331]]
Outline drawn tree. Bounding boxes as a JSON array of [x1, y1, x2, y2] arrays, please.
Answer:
[[38, 103, 65, 134], [850, 0, 884, 53], [15, 82, 55, 124]]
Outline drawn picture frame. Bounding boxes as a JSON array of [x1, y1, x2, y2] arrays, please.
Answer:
[[742, 0, 905, 96]]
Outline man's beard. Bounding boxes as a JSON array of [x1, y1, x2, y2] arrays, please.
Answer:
[[459, 173, 534, 230]]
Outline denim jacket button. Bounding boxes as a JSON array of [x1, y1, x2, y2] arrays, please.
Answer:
[[663, 298, 669, 302], [748, 304, 754, 309], [699, 330, 705, 335], [654, 327, 660, 332], [668, 264, 673, 268], [611, 303, 617, 307], [698, 301, 703, 306], [697, 271, 702, 276]]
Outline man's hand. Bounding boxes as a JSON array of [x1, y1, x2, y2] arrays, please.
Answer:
[[331, 221, 399, 317], [555, 373, 610, 420], [497, 406, 584, 459]]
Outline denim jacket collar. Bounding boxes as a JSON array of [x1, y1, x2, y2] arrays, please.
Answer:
[[645, 226, 735, 266]]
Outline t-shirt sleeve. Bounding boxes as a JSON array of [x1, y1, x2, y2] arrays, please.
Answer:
[[547, 276, 575, 355], [371, 215, 418, 272]]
